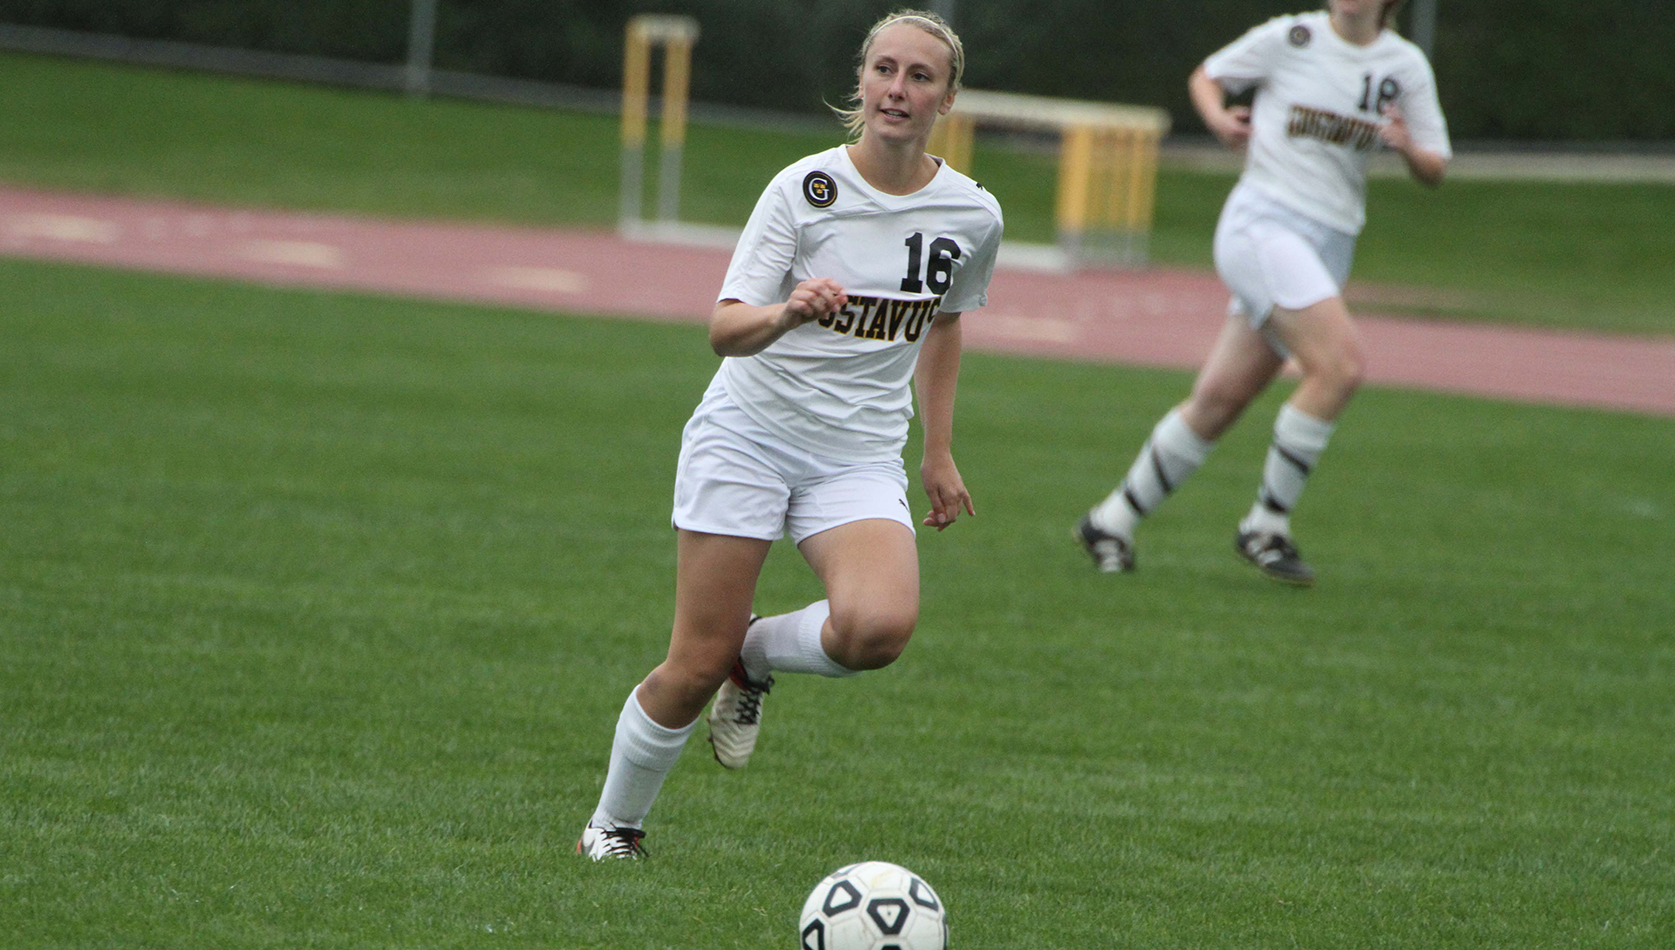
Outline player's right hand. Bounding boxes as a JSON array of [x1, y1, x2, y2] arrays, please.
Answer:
[[1213, 106, 1252, 149], [1377, 103, 1414, 152], [783, 278, 848, 327]]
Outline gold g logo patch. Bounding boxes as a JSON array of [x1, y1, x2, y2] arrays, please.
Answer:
[[803, 171, 837, 208]]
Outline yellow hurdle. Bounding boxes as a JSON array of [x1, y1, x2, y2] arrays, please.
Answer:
[[928, 90, 1170, 267], [620, 15, 700, 227]]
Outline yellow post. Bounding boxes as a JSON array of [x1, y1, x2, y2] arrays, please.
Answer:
[[656, 34, 694, 221], [621, 29, 650, 149], [619, 25, 651, 224], [1129, 128, 1158, 232], [1057, 125, 1094, 246], [1085, 129, 1103, 229], [1095, 129, 1123, 230], [927, 116, 949, 164], [620, 15, 700, 230], [944, 114, 976, 174], [930, 113, 977, 174], [659, 38, 692, 151]]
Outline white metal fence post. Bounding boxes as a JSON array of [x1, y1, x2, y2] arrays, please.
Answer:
[[1410, 0, 1438, 60], [405, 0, 439, 96]]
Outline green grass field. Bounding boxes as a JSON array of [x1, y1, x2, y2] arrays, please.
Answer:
[[3, 44, 1674, 949], [4, 258, 1672, 948], [1, 51, 1673, 335]]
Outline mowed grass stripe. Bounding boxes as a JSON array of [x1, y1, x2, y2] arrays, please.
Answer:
[[2, 258, 1671, 948]]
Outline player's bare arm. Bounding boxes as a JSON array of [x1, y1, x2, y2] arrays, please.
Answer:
[[1189, 65, 1251, 150], [914, 312, 974, 531], [1379, 103, 1448, 187], [709, 278, 849, 357]]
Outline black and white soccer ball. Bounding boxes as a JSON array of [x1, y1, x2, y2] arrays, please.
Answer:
[[798, 861, 947, 950]]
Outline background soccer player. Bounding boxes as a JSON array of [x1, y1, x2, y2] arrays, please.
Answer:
[[1077, 0, 1449, 585]]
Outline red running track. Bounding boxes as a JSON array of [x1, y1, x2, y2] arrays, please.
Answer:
[[2, 185, 1671, 417]]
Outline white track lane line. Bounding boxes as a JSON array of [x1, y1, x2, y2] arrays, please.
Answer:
[[485, 266, 590, 294], [3, 213, 120, 244], [236, 239, 345, 268]]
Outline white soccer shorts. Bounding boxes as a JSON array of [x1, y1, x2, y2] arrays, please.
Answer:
[[1213, 181, 1357, 336], [671, 385, 914, 545]]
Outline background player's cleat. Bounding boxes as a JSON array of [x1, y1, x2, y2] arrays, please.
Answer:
[[576, 823, 647, 861], [1076, 513, 1136, 573], [708, 657, 773, 769], [1235, 530, 1315, 586]]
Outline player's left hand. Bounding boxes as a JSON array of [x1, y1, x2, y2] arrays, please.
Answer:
[[920, 454, 974, 531], [1378, 103, 1413, 152]]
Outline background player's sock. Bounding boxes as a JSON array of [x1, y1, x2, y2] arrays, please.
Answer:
[[1092, 408, 1215, 537], [1242, 403, 1334, 537]]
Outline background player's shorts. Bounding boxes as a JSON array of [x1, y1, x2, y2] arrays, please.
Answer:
[[672, 382, 914, 545], [1213, 181, 1357, 339]]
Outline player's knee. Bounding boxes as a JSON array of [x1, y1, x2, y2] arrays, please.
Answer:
[[827, 604, 917, 671], [644, 656, 731, 713], [1301, 340, 1365, 397], [1186, 384, 1249, 436], [1326, 344, 1366, 394]]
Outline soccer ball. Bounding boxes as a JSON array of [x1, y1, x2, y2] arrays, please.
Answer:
[[798, 861, 947, 950]]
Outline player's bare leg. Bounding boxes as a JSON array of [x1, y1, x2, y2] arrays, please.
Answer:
[[1178, 312, 1289, 442], [798, 518, 920, 671], [643, 530, 773, 727], [1267, 295, 1365, 424], [1082, 313, 1282, 571], [1235, 296, 1366, 585], [708, 519, 913, 769], [581, 530, 770, 855]]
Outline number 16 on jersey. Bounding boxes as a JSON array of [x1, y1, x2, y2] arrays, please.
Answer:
[[900, 232, 960, 295]]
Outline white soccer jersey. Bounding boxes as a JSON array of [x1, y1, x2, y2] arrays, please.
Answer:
[[716, 144, 1004, 462], [1204, 11, 1451, 234]]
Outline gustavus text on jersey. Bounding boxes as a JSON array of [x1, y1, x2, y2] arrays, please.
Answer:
[[816, 294, 942, 343], [1287, 105, 1381, 150]]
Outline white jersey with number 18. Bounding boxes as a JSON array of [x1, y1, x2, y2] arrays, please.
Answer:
[[1205, 11, 1451, 235], [716, 144, 1004, 463]]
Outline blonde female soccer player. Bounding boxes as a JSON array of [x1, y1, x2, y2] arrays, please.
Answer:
[[579, 9, 1002, 859], [1077, 0, 1449, 585]]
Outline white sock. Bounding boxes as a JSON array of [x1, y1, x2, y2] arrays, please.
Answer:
[[589, 688, 696, 830], [739, 600, 855, 681], [1091, 409, 1214, 537], [1243, 404, 1334, 537]]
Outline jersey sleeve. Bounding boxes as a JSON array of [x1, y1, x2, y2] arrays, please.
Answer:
[[718, 172, 799, 306], [1202, 16, 1289, 95], [1398, 56, 1452, 159], [939, 213, 1002, 314]]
